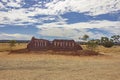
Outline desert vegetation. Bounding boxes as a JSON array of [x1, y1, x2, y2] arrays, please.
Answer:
[[0, 43, 27, 52]]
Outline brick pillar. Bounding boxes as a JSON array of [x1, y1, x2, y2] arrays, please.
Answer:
[[41, 41, 43, 47], [42, 41, 43, 47], [37, 41, 39, 47], [56, 42, 58, 46], [42, 41, 44, 47], [72, 43, 74, 47], [54, 42, 56, 46], [36, 41, 38, 47], [40, 42, 41, 47], [39, 41, 40, 47], [43, 41, 44, 47], [38, 41, 39, 47], [59, 42, 61, 47], [64, 42, 65, 47], [65, 42, 67, 47], [60, 42, 62, 47], [69, 42, 71, 47], [39, 42, 41, 47], [57, 42, 59, 47], [62, 42, 64, 47], [34, 41, 36, 48], [45, 42, 46, 47], [43, 41, 45, 47]]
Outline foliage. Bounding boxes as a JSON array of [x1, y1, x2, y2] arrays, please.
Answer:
[[9, 40, 16, 51], [111, 35, 120, 43], [101, 37, 109, 43], [79, 34, 89, 45], [86, 40, 98, 51], [82, 34, 89, 41], [102, 40, 114, 48], [100, 37, 114, 48]]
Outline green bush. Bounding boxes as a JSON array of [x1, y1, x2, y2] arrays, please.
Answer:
[[9, 40, 16, 51], [86, 40, 98, 51], [102, 41, 114, 48]]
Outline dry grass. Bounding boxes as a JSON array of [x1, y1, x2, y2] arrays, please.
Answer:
[[0, 43, 27, 52], [82, 45, 120, 54], [1, 43, 120, 54], [0, 52, 120, 80], [0, 43, 120, 80]]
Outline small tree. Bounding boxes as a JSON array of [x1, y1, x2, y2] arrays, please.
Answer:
[[9, 40, 16, 51], [86, 40, 98, 51], [82, 34, 89, 41], [111, 35, 120, 44], [79, 34, 89, 45], [102, 41, 114, 48], [101, 37, 109, 44], [100, 37, 114, 48]]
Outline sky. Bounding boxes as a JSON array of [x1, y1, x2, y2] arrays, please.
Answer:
[[0, 0, 120, 41]]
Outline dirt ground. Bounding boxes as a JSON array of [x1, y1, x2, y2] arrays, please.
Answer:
[[0, 50, 120, 80]]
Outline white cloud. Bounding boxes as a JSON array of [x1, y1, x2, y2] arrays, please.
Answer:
[[0, 2, 4, 8], [0, 33, 32, 40], [0, 0, 120, 25], [0, 7, 67, 25], [7, 2, 21, 7], [103, 26, 120, 35], [0, 9, 38, 25], [0, 0, 120, 40], [4, 0, 23, 8], [37, 20, 120, 40], [1, 0, 8, 3], [37, 20, 120, 29], [46, 0, 120, 16], [37, 27, 109, 41]]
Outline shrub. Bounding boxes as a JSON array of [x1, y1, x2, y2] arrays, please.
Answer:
[[86, 40, 98, 51], [102, 41, 114, 48], [9, 40, 16, 51]]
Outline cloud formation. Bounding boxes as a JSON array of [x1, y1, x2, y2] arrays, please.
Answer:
[[46, 0, 120, 16], [0, 0, 120, 40], [37, 20, 120, 40], [0, 33, 32, 40], [0, 0, 120, 25]]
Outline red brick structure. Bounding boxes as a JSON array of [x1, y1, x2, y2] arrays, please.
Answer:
[[27, 37, 51, 50], [52, 39, 82, 50], [27, 37, 83, 51]]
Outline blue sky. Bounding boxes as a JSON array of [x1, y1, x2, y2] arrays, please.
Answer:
[[0, 0, 120, 40]]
